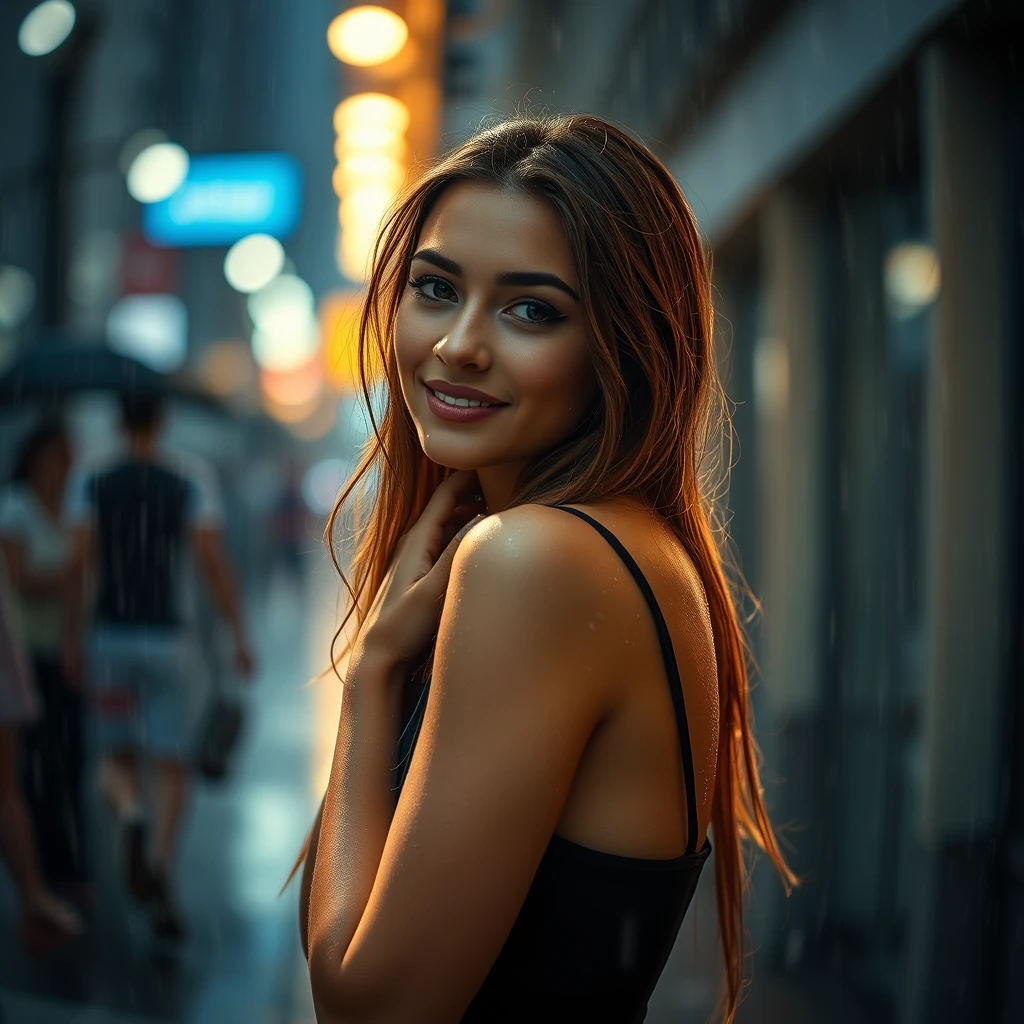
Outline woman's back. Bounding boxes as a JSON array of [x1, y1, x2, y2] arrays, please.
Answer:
[[392, 502, 718, 1021]]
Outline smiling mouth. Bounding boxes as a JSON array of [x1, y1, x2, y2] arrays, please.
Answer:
[[421, 382, 508, 422], [427, 386, 504, 409]]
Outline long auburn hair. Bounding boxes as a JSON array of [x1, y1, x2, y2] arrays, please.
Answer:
[[306, 114, 794, 1021]]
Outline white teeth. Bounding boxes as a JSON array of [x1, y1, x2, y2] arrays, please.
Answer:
[[432, 389, 495, 408]]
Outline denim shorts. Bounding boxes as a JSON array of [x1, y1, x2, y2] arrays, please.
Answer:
[[88, 626, 194, 759]]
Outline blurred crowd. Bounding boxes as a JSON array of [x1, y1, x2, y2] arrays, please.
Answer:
[[0, 397, 278, 956]]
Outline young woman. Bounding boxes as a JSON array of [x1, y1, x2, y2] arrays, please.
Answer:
[[300, 114, 794, 1023], [0, 423, 84, 952], [0, 420, 89, 910]]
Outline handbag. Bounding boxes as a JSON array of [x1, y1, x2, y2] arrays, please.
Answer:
[[196, 693, 244, 780]]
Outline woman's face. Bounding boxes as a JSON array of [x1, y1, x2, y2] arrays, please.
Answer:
[[32, 436, 71, 495], [394, 182, 598, 503]]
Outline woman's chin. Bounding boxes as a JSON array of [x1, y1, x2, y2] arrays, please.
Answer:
[[418, 437, 488, 472]]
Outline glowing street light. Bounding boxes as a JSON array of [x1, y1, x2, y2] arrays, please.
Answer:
[[224, 234, 285, 294], [126, 141, 190, 203], [248, 274, 315, 336], [252, 324, 320, 373], [327, 6, 408, 66], [334, 93, 411, 136], [18, 1, 76, 57], [333, 154, 406, 197], [332, 92, 410, 281], [248, 273, 321, 373], [884, 242, 941, 318]]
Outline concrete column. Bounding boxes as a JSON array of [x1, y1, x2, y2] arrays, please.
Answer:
[[831, 195, 892, 935], [751, 190, 829, 963], [758, 191, 828, 719], [902, 41, 1014, 1024]]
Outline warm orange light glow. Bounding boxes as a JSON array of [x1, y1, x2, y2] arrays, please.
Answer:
[[332, 153, 405, 197], [260, 356, 323, 408], [327, 6, 408, 67], [339, 185, 394, 230], [286, 396, 338, 441], [262, 389, 322, 424], [320, 289, 383, 390], [334, 93, 411, 136], [197, 339, 257, 397], [331, 90, 410, 280], [334, 134, 406, 165]]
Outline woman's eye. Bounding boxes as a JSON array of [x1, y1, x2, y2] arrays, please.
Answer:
[[409, 276, 457, 303], [506, 300, 565, 325]]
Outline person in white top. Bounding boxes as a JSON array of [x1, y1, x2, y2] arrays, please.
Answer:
[[0, 418, 87, 947]]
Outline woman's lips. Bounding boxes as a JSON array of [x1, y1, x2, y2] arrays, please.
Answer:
[[422, 382, 507, 423]]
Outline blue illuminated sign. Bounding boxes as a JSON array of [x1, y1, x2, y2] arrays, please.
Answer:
[[143, 152, 303, 247]]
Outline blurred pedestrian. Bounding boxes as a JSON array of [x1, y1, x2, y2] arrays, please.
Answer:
[[65, 393, 254, 941], [0, 551, 83, 953], [272, 462, 307, 586], [0, 419, 90, 909]]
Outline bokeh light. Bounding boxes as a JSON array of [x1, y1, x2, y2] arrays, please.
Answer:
[[251, 323, 320, 373], [197, 339, 258, 398], [260, 355, 323, 408], [333, 93, 411, 136], [106, 293, 188, 372], [224, 234, 286, 294], [126, 142, 190, 203], [884, 242, 942, 318], [0, 265, 37, 329], [327, 6, 408, 67], [248, 274, 315, 336], [286, 396, 338, 441], [332, 92, 410, 281], [301, 458, 349, 515], [320, 289, 369, 390], [18, 1, 76, 57], [332, 154, 406, 197], [118, 128, 168, 176], [262, 389, 321, 424]]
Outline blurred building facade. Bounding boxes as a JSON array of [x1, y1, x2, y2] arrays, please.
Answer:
[[445, 1, 1022, 1022]]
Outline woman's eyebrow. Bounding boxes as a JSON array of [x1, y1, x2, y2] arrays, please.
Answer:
[[496, 271, 579, 303], [411, 248, 580, 303], [411, 248, 461, 275]]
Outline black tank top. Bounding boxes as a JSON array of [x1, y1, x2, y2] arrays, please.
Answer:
[[392, 506, 712, 1023], [89, 460, 191, 627]]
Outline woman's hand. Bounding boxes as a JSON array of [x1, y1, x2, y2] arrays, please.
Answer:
[[355, 470, 486, 671]]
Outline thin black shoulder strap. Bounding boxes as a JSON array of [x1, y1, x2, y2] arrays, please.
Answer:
[[554, 505, 700, 856]]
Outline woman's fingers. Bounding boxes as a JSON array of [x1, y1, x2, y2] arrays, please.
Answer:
[[414, 471, 479, 542], [418, 514, 485, 600], [427, 470, 477, 514]]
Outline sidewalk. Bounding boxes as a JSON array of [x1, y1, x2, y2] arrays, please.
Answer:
[[0, 565, 325, 1024]]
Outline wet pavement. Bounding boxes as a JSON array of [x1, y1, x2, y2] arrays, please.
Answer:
[[0, 560, 333, 1024]]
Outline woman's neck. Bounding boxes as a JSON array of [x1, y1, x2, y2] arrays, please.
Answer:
[[475, 463, 525, 513]]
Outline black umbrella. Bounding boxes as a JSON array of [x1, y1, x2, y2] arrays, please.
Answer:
[[0, 341, 222, 411]]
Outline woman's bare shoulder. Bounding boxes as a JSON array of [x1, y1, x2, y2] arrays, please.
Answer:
[[447, 503, 656, 661]]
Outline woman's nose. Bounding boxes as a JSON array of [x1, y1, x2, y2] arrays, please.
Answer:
[[432, 307, 492, 371]]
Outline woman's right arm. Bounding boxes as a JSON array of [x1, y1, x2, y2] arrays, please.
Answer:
[[0, 537, 66, 598], [299, 797, 325, 960]]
